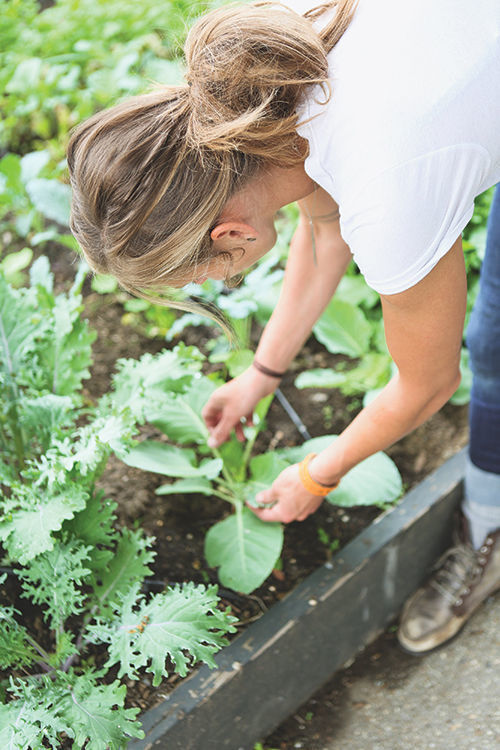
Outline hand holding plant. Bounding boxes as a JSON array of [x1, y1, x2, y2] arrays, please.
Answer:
[[202, 365, 280, 447], [251, 463, 326, 523]]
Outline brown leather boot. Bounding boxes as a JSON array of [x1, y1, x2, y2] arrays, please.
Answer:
[[397, 520, 500, 654]]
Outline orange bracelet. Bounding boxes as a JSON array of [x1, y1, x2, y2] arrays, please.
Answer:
[[298, 453, 339, 497]]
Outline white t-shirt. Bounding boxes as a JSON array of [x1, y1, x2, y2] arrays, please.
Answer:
[[286, 0, 500, 294]]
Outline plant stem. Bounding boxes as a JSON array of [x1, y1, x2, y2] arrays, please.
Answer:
[[7, 398, 26, 473], [213, 487, 236, 505], [24, 631, 52, 667], [211, 446, 237, 487]]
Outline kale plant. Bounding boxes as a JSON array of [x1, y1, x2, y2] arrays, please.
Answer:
[[0, 257, 236, 748]]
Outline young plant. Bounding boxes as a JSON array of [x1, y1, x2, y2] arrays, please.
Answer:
[[120, 354, 403, 596], [0, 258, 236, 748]]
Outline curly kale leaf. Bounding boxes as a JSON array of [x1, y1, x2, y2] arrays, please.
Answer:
[[88, 582, 237, 686], [0, 485, 88, 564], [0, 607, 37, 670], [110, 344, 203, 422], [19, 539, 92, 631], [90, 527, 156, 617], [2, 671, 143, 749]]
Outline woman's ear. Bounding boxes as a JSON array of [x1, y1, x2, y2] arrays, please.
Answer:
[[210, 221, 257, 242]]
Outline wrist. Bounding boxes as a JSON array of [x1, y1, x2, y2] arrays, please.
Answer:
[[308, 453, 341, 488], [252, 358, 286, 379], [243, 364, 281, 397], [298, 453, 339, 496]]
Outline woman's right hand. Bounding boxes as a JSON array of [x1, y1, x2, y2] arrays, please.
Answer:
[[202, 366, 279, 448]]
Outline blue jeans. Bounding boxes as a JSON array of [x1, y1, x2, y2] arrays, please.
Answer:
[[466, 185, 500, 476]]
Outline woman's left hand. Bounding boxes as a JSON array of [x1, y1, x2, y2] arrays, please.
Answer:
[[248, 464, 325, 523]]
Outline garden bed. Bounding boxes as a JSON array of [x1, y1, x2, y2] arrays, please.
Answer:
[[0, 251, 469, 747], [129, 448, 466, 750], [82, 289, 468, 725]]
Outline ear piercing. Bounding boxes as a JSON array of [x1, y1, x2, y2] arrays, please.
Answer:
[[246, 237, 257, 242]]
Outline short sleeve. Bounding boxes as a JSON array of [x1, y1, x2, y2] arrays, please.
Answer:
[[339, 144, 492, 294]]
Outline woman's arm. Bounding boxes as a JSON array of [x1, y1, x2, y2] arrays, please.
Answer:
[[203, 188, 352, 447], [254, 188, 352, 372], [252, 236, 467, 522]]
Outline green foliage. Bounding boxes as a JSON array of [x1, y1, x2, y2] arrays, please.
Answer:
[[0, 606, 37, 670], [1, 0, 215, 154], [0, 0, 219, 262], [1, 671, 144, 749], [205, 508, 284, 594], [88, 582, 235, 685], [313, 297, 373, 358], [119, 350, 402, 594], [277, 436, 402, 507], [295, 353, 392, 396], [19, 540, 93, 631], [0, 259, 238, 747]]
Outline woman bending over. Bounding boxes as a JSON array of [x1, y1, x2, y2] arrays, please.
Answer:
[[68, 1, 500, 654]]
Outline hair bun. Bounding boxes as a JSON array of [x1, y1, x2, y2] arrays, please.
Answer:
[[183, 2, 329, 159]]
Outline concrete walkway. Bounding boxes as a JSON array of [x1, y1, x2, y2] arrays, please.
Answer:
[[264, 594, 500, 750]]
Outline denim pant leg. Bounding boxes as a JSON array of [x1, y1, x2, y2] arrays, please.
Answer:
[[464, 184, 500, 514]]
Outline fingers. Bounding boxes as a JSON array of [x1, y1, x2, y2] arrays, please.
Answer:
[[203, 398, 255, 447], [207, 416, 236, 447], [250, 504, 284, 523], [250, 466, 325, 523]]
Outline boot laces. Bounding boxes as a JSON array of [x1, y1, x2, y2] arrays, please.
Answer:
[[429, 544, 482, 604]]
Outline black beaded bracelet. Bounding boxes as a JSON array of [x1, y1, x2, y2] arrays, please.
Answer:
[[252, 359, 286, 379]]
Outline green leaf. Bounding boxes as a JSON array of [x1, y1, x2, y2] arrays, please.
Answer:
[[111, 347, 202, 421], [20, 394, 74, 446], [331, 450, 403, 507], [122, 441, 222, 479], [295, 368, 347, 389], [63, 491, 118, 575], [278, 436, 402, 507], [225, 348, 254, 378], [91, 528, 155, 616], [91, 273, 118, 294], [205, 506, 284, 593], [0, 277, 39, 378], [244, 453, 290, 508], [19, 540, 92, 631], [41, 290, 96, 396], [0, 608, 37, 670], [6, 58, 42, 93], [57, 676, 144, 748], [295, 353, 392, 395], [148, 377, 215, 444], [156, 477, 214, 496], [336, 274, 379, 309], [218, 438, 245, 478], [29, 254, 53, 293], [313, 298, 372, 356], [0, 702, 49, 750], [25, 178, 72, 226], [64, 490, 118, 548], [249, 452, 289, 486], [0, 247, 33, 285], [0, 153, 23, 193], [20, 150, 50, 184], [88, 582, 236, 686], [0, 487, 87, 564]]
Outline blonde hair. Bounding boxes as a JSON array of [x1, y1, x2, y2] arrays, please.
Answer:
[[67, 1, 357, 321]]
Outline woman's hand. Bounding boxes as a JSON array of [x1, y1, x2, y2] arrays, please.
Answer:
[[249, 464, 325, 523], [202, 366, 278, 447]]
